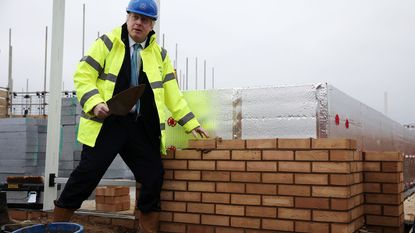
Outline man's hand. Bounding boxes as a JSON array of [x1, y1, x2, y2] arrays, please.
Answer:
[[93, 103, 110, 119], [191, 126, 209, 138]]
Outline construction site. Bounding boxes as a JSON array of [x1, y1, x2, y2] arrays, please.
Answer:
[[1, 0, 415, 233]]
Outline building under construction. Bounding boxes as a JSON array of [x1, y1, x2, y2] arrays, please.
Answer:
[[1, 0, 415, 232]]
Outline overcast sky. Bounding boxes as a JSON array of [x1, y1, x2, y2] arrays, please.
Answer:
[[0, 0, 414, 124]]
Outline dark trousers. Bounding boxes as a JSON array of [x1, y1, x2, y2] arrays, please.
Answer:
[[55, 114, 164, 213]]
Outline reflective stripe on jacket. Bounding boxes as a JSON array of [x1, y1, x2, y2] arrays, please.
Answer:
[[74, 26, 199, 154]]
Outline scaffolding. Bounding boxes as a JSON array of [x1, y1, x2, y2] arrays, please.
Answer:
[[1, 89, 76, 118]]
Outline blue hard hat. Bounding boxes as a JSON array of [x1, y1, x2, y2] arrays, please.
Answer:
[[126, 0, 158, 20]]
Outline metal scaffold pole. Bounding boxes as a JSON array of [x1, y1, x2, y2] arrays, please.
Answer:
[[43, 0, 66, 211]]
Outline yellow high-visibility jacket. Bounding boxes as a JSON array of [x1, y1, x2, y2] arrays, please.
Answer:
[[74, 26, 200, 154]]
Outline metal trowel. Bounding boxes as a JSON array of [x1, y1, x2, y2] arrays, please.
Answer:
[[106, 84, 145, 115]]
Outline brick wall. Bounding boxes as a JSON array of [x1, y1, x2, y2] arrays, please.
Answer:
[[155, 138, 404, 233]]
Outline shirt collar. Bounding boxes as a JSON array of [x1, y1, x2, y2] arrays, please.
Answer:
[[128, 36, 146, 50]]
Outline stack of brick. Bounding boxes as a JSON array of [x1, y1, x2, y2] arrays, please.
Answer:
[[363, 152, 404, 233], [154, 139, 403, 233], [96, 186, 130, 212], [156, 138, 404, 233]]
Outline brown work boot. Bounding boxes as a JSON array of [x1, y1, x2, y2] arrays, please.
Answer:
[[138, 211, 160, 233], [53, 204, 75, 222], [0, 191, 18, 226]]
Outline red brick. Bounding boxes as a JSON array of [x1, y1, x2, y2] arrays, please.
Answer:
[[96, 202, 129, 212], [217, 161, 245, 171], [187, 225, 214, 233], [246, 139, 277, 149], [330, 223, 354, 233], [201, 215, 229, 226], [311, 138, 356, 149], [202, 171, 230, 181], [164, 170, 174, 179], [366, 215, 401, 227], [163, 180, 187, 191], [246, 184, 277, 195], [217, 182, 245, 193], [312, 162, 350, 173], [188, 161, 215, 170], [295, 221, 329, 233], [231, 217, 260, 229], [350, 183, 364, 196], [295, 197, 329, 209], [277, 138, 311, 149], [187, 203, 215, 214], [365, 172, 401, 183], [278, 208, 311, 220], [175, 150, 201, 159], [161, 201, 186, 212], [96, 186, 129, 196], [188, 139, 216, 149], [312, 186, 351, 198], [363, 162, 381, 171], [231, 172, 261, 182], [103, 195, 130, 204], [216, 139, 246, 149], [174, 191, 201, 202], [202, 193, 230, 204], [350, 162, 363, 172], [364, 204, 382, 215], [278, 185, 310, 196], [246, 206, 277, 218], [295, 173, 328, 185], [262, 173, 293, 184], [364, 152, 403, 161], [331, 199, 353, 210], [231, 194, 261, 205], [366, 194, 402, 205], [262, 219, 294, 232], [160, 222, 186, 233], [330, 174, 353, 185], [247, 161, 277, 172], [262, 150, 294, 161], [330, 150, 354, 161], [262, 196, 294, 207], [215, 227, 244, 233], [174, 170, 201, 180], [232, 150, 261, 160], [279, 161, 311, 172], [163, 160, 188, 169], [202, 150, 231, 160], [216, 204, 245, 216], [313, 210, 350, 223], [382, 162, 403, 172], [161, 191, 173, 200], [188, 182, 215, 192], [383, 204, 403, 216], [295, 150, 329, 161], [354, 151, 363, 161], [382, 183, 403, 194], [160, 212, 172, 221], [364, 183, 381, 193], [174, 213, 200, 224]]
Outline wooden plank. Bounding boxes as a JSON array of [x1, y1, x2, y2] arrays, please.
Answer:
[[0, 90, 8, 98]]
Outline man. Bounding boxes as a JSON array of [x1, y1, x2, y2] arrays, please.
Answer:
[[53, 0, 208, 232]]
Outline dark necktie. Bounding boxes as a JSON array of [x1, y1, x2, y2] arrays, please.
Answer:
[[130, 43, 142, 113]]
